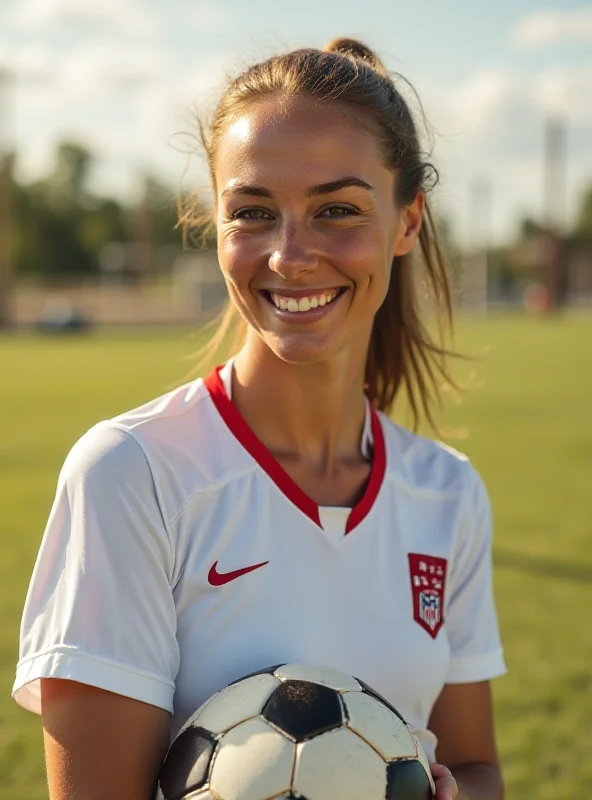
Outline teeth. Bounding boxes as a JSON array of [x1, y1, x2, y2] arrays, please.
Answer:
[[270, 291, 339, 312]]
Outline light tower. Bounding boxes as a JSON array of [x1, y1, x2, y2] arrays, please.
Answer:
[[462, 177, 493, 314], [0, 67, 14, 328], [542, 117, 568, 310]]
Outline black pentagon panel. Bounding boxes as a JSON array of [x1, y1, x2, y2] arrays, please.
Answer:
[[158, 726, 216, 800], [354, 677, 407, 724], [262, 680, 343, 742], [386, 759, 433, 800], [228, 664, 286, 686], [276, 795, 311, 800]]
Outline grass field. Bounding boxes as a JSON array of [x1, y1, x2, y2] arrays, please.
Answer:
[[1, 315, 591, 799]]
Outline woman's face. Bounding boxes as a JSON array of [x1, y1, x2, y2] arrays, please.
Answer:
[[214, 98, 422, 365]]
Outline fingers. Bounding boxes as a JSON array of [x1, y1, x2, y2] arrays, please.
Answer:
[[429, 762, 459, 799]]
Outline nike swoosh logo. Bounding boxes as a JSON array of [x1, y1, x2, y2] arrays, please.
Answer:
[[208, 559, 269, 586]]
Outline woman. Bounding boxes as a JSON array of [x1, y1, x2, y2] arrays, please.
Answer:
[[13, 39, 506, 800]]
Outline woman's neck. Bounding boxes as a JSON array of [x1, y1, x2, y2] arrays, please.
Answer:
[[231, 337, 369, 477]]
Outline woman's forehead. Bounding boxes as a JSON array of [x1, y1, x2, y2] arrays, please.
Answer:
[[214, 98, 386, 191]]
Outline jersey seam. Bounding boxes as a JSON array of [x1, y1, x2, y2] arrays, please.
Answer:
[[113, 380, 211, 428], [448, 647, 504, 664], [448, 464, 480, 590], [103, 421, 175, 565], [15, 646, 176, 689], [378, 414, 469, 461], [384, 470, 469, 500], [168, 462, 262, 526], [108, 386, 265, 531]]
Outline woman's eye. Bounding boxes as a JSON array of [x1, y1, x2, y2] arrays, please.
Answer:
[[231, 208, 272, 221], [320, 206, 356, 218]]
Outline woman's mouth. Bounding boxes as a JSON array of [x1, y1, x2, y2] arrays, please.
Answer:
[[261, 288, 346, 314]]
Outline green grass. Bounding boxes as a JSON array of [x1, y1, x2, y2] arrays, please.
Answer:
[[1, 316, 591, 799]]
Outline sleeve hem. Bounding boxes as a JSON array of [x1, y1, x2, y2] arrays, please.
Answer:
[[445, 649, 507, 684], [12, 647, 175, 715]]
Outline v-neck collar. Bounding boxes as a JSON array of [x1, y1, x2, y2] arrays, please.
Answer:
[[204, 366, 386, 535]]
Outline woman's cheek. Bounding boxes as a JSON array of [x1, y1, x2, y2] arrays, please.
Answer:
[[220, 235, 266, 280]]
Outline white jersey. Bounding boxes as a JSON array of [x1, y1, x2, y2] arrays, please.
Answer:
[[13, 363, 506, 760]]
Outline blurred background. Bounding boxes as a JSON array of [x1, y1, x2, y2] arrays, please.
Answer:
[[1, 1, 591, 798]]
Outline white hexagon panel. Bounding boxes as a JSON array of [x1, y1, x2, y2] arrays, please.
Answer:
[[293, 727, 387, 800], [192, 674, 281, 735], [210, 717, 295, 800], [342, 691, 418, 760]]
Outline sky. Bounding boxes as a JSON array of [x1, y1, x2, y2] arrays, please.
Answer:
[[1, 0, 591, 245]]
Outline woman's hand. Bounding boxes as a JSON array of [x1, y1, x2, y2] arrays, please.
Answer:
[[430, 762, 459, 799]]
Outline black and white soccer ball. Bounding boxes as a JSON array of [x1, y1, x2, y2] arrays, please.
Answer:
[[156, 663, 435, 800]]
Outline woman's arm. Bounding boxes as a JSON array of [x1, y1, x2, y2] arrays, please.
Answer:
[[428, 681, 504, 800], [41, 679, 171, 800]]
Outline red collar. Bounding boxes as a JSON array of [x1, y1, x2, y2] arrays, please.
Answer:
[[204, 366, 386, 535]]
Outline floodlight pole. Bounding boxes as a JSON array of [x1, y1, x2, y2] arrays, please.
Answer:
[[0, 68, 14, 329], [542, 117, 567, 310], [464, 177, 492, 314]]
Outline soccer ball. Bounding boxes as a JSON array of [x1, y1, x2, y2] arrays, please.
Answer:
[[156, 663, 435, 800]]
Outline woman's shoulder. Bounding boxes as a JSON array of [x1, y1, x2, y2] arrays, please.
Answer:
[[110, 377, 212, 433], [62, 378, 211, 476], [377, 412, 484, 500], [60, 375, 255, 521]]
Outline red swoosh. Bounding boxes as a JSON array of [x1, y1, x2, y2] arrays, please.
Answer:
[[208, 560, 269, 586]]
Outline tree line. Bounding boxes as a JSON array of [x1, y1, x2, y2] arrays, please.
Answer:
[[5, 141, 213, 279]]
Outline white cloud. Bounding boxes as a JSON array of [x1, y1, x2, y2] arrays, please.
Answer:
[[0, 38, 173, 107], [418, 63, 592, 241], [421, 68, 527, 148], [179, 53, 235, 108], [513, 7, 592, 48], [181, 1, 231, 30], [11, 0, 158, 36], [534, 66, 592, 124], [0, 43, 54, 86], [11, 0, 229, 37], [424, 62, 592, 156], [57, 44, 172, 100], [446, 69, 520, 132]]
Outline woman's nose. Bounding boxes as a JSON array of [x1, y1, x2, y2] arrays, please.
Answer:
[[268, 224, 318, 280]]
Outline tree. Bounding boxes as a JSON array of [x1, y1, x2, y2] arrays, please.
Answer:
[[13, 142, 126, 276], [519, 217, 544, 238], [574, 184, 592, 237], [141, 175, 215, 252], [10, 141, 213, 278], [50, 141, 92, 210]]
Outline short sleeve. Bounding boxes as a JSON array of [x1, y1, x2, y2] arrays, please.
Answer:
[[13, 422, 180, 715], [445, 466, 507, 684]]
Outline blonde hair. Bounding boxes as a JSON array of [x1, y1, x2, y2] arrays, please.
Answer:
[[180, 38, 458, 432]]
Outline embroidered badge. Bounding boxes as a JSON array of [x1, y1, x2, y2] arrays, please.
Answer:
[[408, 553, 448, 639]]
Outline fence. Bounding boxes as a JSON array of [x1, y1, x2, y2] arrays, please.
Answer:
[[9, 251, 229, 328]]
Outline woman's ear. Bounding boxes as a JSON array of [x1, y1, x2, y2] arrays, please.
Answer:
[[393, 191, 424, 257]]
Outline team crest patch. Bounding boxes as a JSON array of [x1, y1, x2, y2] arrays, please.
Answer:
[[408, 553, 448, 639]]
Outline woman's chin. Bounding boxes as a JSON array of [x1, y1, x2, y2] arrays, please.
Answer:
[[263, 332, 338, 366]]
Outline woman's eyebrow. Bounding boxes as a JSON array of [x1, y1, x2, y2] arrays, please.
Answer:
[[221, 183, 272, 198], [220, 176, 374, 199], [306, 177, 375, 196]]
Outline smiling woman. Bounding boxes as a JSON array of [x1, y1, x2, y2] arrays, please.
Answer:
[[14, 38, 505, 800], [183, 40, 452, 430]]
